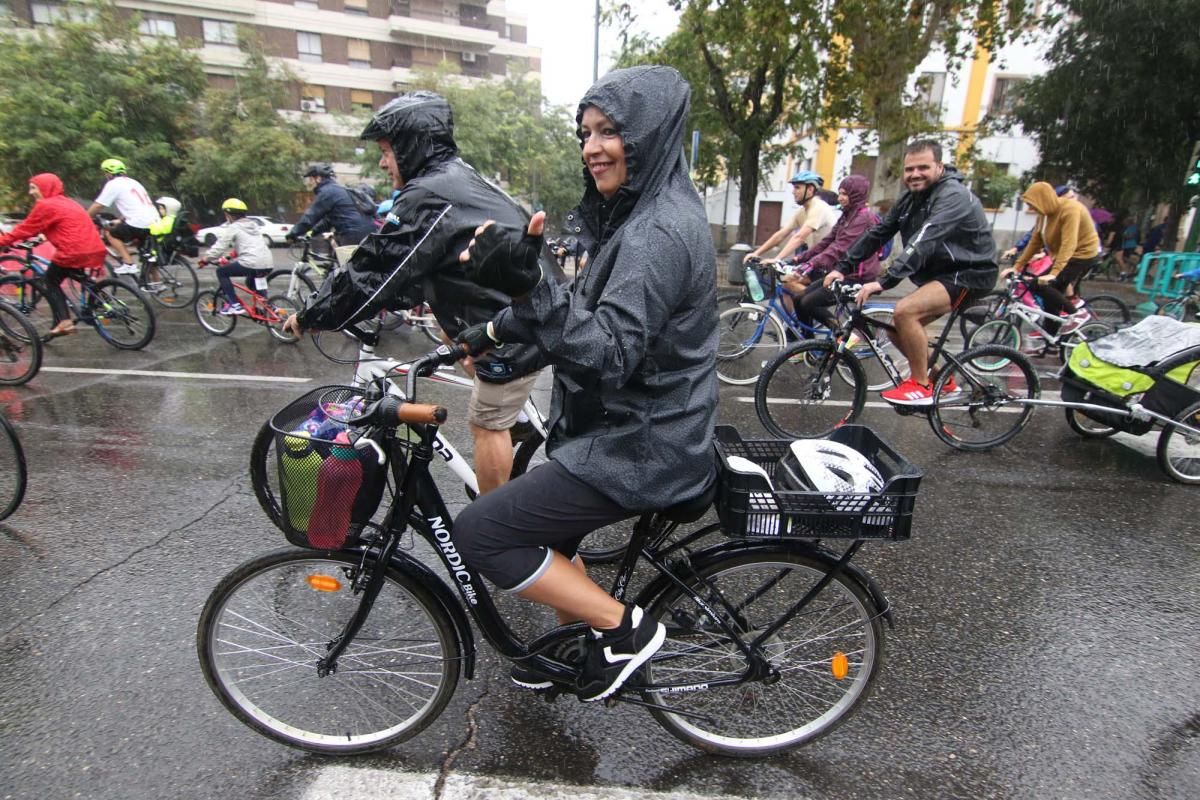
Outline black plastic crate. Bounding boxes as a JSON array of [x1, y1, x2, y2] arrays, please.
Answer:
[[713, 425, 923, 541]]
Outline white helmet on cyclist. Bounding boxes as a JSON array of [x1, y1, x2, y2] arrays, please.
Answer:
[[778, 439, 883, 495], [155, 196, 181, 217]]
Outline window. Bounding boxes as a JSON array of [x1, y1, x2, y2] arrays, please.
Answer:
[[297, 32, 322, 63], [915, 71, 946, 121], [31, 2, 63, 24], [460, 4, 487, 28], [351, 89, 374, 112], [345, 0, 368, 13], [989, 76, 1027, 117], [348, 39, 371, 69], [300, 85, 326, 113], [138, 14, 176, 37], [295, 1, 319, 10], [0, 2, 10, 17], [202, 19, 237, 45]]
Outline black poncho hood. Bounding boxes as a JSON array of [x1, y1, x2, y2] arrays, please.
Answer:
[[360, 90, 459, 181]]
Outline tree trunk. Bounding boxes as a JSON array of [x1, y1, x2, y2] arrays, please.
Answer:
[[736, 139, 761, 245]]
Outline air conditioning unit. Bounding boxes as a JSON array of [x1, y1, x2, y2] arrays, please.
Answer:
[[300, 99, 325, 112], [461, 51, 477, 63]]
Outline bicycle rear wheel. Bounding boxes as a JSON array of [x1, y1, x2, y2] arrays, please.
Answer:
[[0, 302, 42, 386], [90, 279, 156, 349], [643, 550, 883, 757], [717, 304, 787, 385], [147, 255, 199, 309], [929, 345, 1039, 451], [0, 413, 27, 521], [197, 547, 460, 754], [1157, 298, 1189, 322], [267, 294, 301, 342], [194, 290, 236, 336], [755, 340, 866, 439]]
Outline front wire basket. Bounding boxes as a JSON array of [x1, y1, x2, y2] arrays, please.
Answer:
[[713, 424, 923, 541]]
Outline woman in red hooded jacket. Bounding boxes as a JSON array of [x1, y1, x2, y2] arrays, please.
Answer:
[[0, 173, 107, 336]]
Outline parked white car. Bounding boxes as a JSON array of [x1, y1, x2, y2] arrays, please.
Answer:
[[197, 216, 293, 248]]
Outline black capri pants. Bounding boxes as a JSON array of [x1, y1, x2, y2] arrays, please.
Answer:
[[452, 460, 636, 591]]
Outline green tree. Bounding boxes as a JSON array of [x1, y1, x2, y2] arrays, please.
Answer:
[[615, 0, 825, 244], [820, 1, 1033, 201], [0, 0, 206, 204], [1012, 0, 1200, 237], [176, 31, 330, 221], [397, 63, 583, 228]]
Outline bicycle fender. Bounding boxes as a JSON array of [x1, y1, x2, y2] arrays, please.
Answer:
[[386, 549, 478, 680], [633, 538, 893, 627]]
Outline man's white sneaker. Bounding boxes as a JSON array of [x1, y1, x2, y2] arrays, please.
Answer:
[[114, 263, 139, 275]]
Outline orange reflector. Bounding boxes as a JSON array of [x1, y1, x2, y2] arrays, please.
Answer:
[[306, 574, 342, 592], [831, 651, 849, 680]]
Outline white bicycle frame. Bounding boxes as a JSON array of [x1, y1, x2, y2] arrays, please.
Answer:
[[342, 333, 549, 495]]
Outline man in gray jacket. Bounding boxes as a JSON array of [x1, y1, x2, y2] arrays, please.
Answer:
[[842, 140, 998, 405]]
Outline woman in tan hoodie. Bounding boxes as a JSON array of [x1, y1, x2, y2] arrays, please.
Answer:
[[1009, 181, 1100, 335]]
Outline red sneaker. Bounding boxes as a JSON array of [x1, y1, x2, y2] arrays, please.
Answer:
[[881, 378, 935, 406], [939, 376, 959, 395]]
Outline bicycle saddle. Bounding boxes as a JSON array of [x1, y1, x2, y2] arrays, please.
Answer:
[[661, 481, 716, 523]]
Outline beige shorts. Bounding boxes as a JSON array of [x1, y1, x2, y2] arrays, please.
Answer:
[[468, 370, 540, 430]]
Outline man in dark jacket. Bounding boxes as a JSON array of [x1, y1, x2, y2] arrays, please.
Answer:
[[841, 139, 998, 405], [286, 163, 375, 248], [282, 92, 542, 495]]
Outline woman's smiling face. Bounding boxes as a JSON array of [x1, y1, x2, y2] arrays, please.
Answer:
[[580, 106, 627, 199]]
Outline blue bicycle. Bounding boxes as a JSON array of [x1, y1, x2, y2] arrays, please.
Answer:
[[717, 259, 906, 389]]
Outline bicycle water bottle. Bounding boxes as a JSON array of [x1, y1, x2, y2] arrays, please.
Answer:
[[278, 435, 324, 532], [744, 265, 766, 302], [306, 433, 363, 549]]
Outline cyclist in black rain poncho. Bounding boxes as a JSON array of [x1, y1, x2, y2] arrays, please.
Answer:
[[451, 65, 718, 702]]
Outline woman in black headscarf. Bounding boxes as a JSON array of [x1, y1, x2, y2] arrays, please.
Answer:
[[452, 65, 717, 702]]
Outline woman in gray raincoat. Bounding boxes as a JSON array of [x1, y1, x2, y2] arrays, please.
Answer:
[[452, 65, 718, 702]]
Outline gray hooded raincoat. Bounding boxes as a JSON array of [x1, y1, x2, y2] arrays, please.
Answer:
[[493, 66, 718, 510]]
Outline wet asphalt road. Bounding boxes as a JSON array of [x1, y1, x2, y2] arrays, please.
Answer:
[[0, 269, 1197, 800]]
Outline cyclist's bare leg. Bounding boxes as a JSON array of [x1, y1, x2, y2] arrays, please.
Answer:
[[470, 423, 513, 495], [104, 229, 133, 265], [518, 551, 624, 629], [888, 281, 952, 386], [778, 273, 810, 317]]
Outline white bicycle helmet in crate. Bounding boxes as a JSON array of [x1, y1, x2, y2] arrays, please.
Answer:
[[778, 439, 884, 496]]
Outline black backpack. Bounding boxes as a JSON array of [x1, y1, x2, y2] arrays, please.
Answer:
[[347, 186, 378, 218]]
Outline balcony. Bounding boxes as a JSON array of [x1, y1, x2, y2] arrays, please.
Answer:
[[388, 14, 499, 48]]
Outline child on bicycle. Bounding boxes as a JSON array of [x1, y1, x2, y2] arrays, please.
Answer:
[[200, 198, 272, 316], [0, 173, 107, 337]]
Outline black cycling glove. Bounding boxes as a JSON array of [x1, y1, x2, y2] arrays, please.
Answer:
[[466, 223, 543, 298], [455, 321, 502, 357]]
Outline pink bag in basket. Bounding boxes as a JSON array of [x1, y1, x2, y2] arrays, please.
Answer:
[[1016, 254, 1053, 308]]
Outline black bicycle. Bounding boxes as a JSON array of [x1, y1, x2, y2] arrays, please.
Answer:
[[99, 221, 199, 309], [755, 282, 1040, 451], [199, 342, 923, 757], [0, 410, 27, 521], [0, 242, 156, 350]]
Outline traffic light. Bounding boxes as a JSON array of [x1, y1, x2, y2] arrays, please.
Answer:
[[1187, 156, 1200, 186]]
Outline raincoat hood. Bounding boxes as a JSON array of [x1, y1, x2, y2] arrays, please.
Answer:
[[575, 65, 692, 203], [1022, 181, 1060, 216], [838, 174, 870, 213], [30, 173, 63, 198], [361, 90, 458, 182]]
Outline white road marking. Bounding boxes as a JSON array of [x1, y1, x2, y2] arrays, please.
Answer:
[[301, 767, 763, 800], [39, 366, 310, 383]]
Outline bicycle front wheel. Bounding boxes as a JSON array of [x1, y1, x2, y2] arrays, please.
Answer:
[[929, 345, 1039, 451], [0, 413, 27, 521], [716, 304, 787, 385], [957, 290, 1006, 342], [0, 271, 53, 339], [0, 302, 42, 386], [90, 279, 156, 350], [755, 340, 866, 438], [197, 547, 461, 754], [849, 307, 909, 391], [1157, 400, 1200, 484], [149, 255, 199, 309], [266, 269, 317, 306], [966, 319, 1021, 370], [643, 550, 883, 757]]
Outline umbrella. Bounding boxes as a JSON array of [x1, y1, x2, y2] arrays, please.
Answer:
[[1090, 207, 1114, 226]]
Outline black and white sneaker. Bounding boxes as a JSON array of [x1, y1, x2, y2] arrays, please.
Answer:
[[578, 604, 665, 702]]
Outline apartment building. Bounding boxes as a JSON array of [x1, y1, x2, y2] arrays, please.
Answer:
[[8, 0, 540, 128]]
